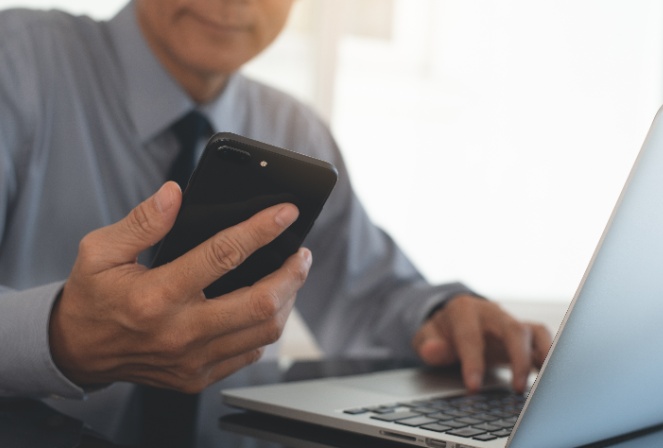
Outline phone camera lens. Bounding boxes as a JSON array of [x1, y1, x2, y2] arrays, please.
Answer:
[[218, 145, 251, 164]]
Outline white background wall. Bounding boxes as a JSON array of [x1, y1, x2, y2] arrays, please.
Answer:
[[3, 0, 662, 305]]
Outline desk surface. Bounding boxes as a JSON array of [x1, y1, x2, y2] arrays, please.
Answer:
[[2, 302, 660, 448], [3, 360, 423, 448], [3, 357, 663, 448]]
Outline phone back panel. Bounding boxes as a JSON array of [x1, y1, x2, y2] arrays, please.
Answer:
[[153, 132, 338, 298]]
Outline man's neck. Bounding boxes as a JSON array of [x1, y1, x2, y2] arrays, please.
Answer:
[[158, 56, 228, 104]]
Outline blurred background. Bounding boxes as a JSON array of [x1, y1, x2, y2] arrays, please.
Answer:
[[3, 0, 662, 306]]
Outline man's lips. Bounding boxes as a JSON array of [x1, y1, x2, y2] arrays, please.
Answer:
[[188, 12, 251, 34]]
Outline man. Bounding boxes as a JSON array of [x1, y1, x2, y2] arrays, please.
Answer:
[[0, 0, 550, 408]]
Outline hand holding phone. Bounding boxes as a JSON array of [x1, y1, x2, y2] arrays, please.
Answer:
[[152, 132, 338, 297]]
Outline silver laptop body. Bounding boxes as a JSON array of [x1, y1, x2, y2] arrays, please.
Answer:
[[223, 106, 663, 448]]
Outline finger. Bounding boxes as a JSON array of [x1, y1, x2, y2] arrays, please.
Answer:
[[412, 321, 457, 366], [190, 247, 311, 339], [80, 182, 182, 268], [135, 347, 266, 393], [185, 347, 265, 393], [161, 203, 299, 296], [449, 311, 486, 392], [151, 266, 302, 392], [198, 297, 296, 373], [501, 320, 533, 393], [197, 348, 266, 392], [530, 323, 553, 367]]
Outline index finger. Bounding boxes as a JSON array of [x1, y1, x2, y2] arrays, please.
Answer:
[[501, 320, 533, 393], [448, 313, 486, 392], [157, 203, 299, 296], [190, 247, 312, 343]]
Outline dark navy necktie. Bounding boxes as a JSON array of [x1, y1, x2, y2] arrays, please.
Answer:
[[168, 110, 213, 189], [140, 110, 213, 448]]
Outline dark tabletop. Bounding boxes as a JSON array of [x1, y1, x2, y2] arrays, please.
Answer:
[[0, 359, 422, 448], [2, 358, 663, 448]]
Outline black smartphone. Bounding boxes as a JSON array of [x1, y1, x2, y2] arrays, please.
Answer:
[[152, 132, 338, 298]]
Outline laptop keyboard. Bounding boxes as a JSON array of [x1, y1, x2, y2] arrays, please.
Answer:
[[343, 389, 525, 442]]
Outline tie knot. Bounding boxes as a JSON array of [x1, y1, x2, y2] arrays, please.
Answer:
[[171, 110, 212, 149], [168, 110, 213, 188]]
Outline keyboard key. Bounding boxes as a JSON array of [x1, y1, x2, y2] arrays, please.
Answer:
[[447, 427, 487, 438], [491, 419, 516, 429], [445, 409, 472, 418], [428, 402, 454, 411], [420, 423, 453, 432], [370, 406, 400, 414], [474, 433, 498, 441], [343, 387, 527, 440], [370, 411, 422, 422], [491, 429, 513, 438], [472, 423, 502, 432], [368, 403, 398, 409], [411, 406, 438, 414], [488, 410, 513, 418], [395, 416, 440, 427], [427, 412, 455, 421], [503, 416, 519, 425], [442, 419, 470, 429], [456, 417, 483, 425], [470, 413, 500, 422], [343, 408, 368, 415]]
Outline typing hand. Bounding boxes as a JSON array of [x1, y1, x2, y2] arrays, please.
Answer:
[[412, 295, 552, 394], [49, 181, 311, 393]]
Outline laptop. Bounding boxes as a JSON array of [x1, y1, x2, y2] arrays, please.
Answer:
[[222, 106, 663, 448]]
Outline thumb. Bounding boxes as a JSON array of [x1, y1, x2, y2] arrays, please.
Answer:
[[86, 182, 182, 267]]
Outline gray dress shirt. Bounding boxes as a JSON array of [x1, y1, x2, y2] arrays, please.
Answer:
[[0, 1, 474, 402]]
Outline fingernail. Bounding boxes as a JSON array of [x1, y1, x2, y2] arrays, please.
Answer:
[[154, 183, 176, 214], [515, 376, 527, 393], [301, 248, 313, 268], [274, 204, 299, 227], [468, 372, 483, 391]]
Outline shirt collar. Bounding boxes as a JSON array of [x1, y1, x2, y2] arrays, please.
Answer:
[[107, 1, 194, 143], [200, 74, 243, 134]]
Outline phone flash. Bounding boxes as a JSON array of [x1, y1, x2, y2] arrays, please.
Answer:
[[260, 161, 268, 167]]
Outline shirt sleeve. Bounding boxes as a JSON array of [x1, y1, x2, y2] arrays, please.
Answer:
[[0, 283, 85, 398], [0, 11, 84, 399]]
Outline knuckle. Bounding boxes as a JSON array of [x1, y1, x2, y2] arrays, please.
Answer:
[[125, 289, 169, 325], [77, 234, 93, 256], [248, 347, 265, 365], [507, 319, 529, 337], [448, 294, 479, 313], [126, 203, 158, 239], [206, 235, 246, 274], [503, 320, 531, 349], [156, 331, 194, 360], [167, 356, 212, 394], [249, 288, 281, 322], [482, 300, 502, 314], [77, 232, 101, 260], [165, 362, 209, 395], [289, 258, 310, 285], [174, 361, 196, 379], [262, 319, 285, 345]]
